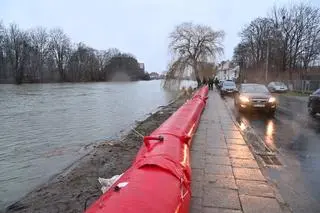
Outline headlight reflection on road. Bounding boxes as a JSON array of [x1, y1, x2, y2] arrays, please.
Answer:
[[239, 121, 246, 131], [265, 120, 275, 150], [236, 115, 249, 131]]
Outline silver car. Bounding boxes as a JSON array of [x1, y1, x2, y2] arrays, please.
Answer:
[[267, 82, 288, 93], [220, 81, 237, 96]]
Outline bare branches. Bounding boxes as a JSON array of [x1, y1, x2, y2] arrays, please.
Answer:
[[165, 22, 224, 89], [0, 22, 148, 83], [234, 2, 320, 80]]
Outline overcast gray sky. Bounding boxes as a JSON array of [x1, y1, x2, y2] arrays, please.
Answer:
[[0, 0, 317, 73]]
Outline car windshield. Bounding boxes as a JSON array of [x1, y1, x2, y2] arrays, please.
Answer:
[[314, 88, 320, 95], [242, 85, 269, 93], [274, 82, 285, 86], [223, 81, 235, 87]]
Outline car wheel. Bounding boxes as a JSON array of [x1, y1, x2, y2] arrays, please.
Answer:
[[268, 110, 276, 117], [308, 102, 316, 116]]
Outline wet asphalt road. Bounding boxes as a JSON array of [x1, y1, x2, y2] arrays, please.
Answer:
[[222, 93, 320, 213]]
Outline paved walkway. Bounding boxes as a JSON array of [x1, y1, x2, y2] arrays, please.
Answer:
[[190, 91, 288, 213]]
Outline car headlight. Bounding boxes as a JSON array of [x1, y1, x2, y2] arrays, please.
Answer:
[[239, 95, 250, 103], [268, 97, 276, 103]]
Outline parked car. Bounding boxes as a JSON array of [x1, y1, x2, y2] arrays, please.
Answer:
[[267, 82, 288, 93], [234, 83, 277, 116], [307, 88, 320, 116], [220, 81, 237, 96]]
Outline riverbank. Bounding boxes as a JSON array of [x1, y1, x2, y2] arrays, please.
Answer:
[[5, 91, 191, 213]]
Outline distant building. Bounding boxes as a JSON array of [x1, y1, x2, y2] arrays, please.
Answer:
[[216, 60, 239, 81], [139, 63, 145, 71], [149, 72, 160, 80]]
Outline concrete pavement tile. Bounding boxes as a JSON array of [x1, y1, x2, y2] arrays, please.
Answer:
[[224, 131, 243, 139], [206, 120, 222, 125], [205, 164, 233, 175], [206, 142, 228, 149], [192, 168, 204, 181], [205, 156, 231, 165], [226, 138, 246, 145], [191, 181, 203, 197], [227, 144, 251, 153], [220, 123, 236, 127], [205, 148, 229, 156], [191, 196, 202, 207], [196, 128, 207, 135], [236, 180, 275, 197], [203, 208, 242, 213], [197, 124, 208, 131], [191, 143, 206, 151], [207, 135, 225, 142], [199, 119, 216, 124], [220, 125, 237, 131], [191, 150, 205, 159], [207, 131, 224, 138], [206, 136, 226, 142], [193, 138, 207, 145], [190, 197, 202, 213], [233, 168, 266, 181], [220, 120, 234, 125], [240, 195, 282, 213], [222, 127, 239, 132], [206, 136, 226, 143], [203, 188, 241, 209], [194, 133, 207, 141], [190, 207, 202, 213], [231, 158, 259, 168], [229, 150, 255, 159], [191, 157, 205, 169], [206, 133, 225, 141], [204, 174, 237, 190]]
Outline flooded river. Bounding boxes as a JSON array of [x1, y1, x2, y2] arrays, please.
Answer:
[[0, 80, 188, 208]]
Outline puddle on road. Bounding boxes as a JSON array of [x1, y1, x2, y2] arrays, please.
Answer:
[[223, 97, 282, 166], [235, 116, 283, 166]]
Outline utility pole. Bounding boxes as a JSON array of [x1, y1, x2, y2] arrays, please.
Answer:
[[265, 40, 269, 83]]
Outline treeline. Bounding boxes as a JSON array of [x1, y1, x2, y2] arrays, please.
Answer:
[[233, 3, 320, 80], [0, 22, 150, 84]]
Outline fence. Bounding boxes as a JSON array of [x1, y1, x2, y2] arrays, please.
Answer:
[[285, 80, 320, 93]]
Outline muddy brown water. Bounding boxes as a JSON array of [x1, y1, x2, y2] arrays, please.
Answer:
[[0, 80, 195, 209]]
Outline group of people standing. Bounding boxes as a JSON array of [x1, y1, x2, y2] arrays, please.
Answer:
[[200, 77, 218, 90]]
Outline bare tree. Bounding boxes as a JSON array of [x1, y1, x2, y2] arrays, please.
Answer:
[[166, 22, 224, 88], [0, 21, 147, 83], [49, 28, 71, 81], [234, 2, 320, 82], [0, 21, 6, 81], [28, 27, 49, 82], [5, 24, 30, 84]]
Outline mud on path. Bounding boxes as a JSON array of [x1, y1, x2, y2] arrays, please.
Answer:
[[5, 93, 190, 213]]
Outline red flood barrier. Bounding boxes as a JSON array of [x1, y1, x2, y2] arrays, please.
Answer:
[[85, 86, 209, 213]]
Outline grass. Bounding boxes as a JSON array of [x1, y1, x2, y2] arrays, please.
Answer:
[[284, 91, 311, 97]]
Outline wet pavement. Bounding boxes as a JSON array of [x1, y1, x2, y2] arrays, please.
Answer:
[[189, 91, 289, 213], [223, 93, 320, 213]]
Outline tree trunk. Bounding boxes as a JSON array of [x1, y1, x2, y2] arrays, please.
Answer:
[[193, 62, 201, 88]]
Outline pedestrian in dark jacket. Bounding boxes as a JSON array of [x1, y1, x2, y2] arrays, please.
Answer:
[[208, 77, 212, 90], [202, 77, 207, 86], [214, 79, 219, 89]]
